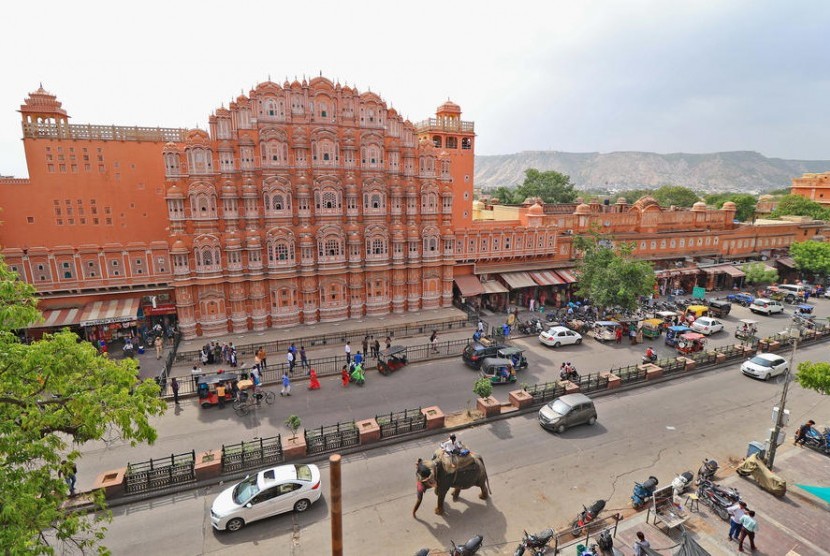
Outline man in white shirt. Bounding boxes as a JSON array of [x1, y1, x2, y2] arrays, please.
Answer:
[[727, 501, 748, 541], [345, 341, 352, 364]]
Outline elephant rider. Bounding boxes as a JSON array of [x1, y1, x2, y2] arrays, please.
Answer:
[[440, 434, 463, 455], [412, 458, 436, 517]]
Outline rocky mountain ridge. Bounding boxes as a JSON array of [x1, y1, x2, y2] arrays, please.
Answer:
[[474, 150, 830, 193]]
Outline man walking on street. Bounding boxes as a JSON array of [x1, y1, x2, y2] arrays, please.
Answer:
[[258, 346, 267, 370], [738, 510, 758, 552], [345, 341, 352, 364], [300, 345, 309, 372], [287, 349, 295, 375], [727, 501, 747, 541], [171, 377, 180, 406], [281, 371, 292, 396], [362, 336, 369, 360], [373, 337, 381, 359], [154, 335, 163, 359]]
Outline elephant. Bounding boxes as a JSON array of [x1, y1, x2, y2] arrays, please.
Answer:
[[412, 449, 491, 516]]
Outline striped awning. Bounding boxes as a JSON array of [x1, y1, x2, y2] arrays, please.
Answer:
[[454, 274, 485, 297], [556, 269, 578, 283], [79, 298, 141, 327], [530, 271, 565, 286], [481, 280, 509, 294], [499, 272, 537, 289], [29, 307, 83, 329]]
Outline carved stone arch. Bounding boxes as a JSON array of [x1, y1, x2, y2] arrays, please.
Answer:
[[187, 181, 217, 196], [364, 224, 389, 238], [311, 127, 338, 141], [316, 224, 345, 240], [360, 131, 384, 146]]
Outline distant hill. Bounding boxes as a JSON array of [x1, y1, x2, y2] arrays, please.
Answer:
[[474, 150, 830, 193]]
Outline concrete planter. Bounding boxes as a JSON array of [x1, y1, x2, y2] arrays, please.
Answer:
[[601, 371, 620, 389], [281, 433, 307, 460], [676, 356, 695, 371], [93, 468, 126, 500], [476, 396, 500, 418], [195, 449, 223, 482], [508, 389, 534, 409], [715, 353, 727, 364], [768, 340, 781, 351], [563, 381, 581, 394], [356, 418, 381, 444], [421, 406, 445, 430]]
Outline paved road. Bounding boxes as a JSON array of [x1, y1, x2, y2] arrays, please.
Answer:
[[76, 299, 821, 493], [99, 338, 830, 555]]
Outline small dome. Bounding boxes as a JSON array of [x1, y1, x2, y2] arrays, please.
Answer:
[[722, 201, 737, 210], [472, 199, 484, 210], [616, 197, 628, 204], [575, 203, 591, 215], [759, 194, 774, 201], [408, 225, 420, 239], [528, 202, 544, 216], [170, 240, 188, 253], [222, 183, 236, 195], [692, 201, 707, 211], [437, 100, 461, 114], [166, 184, 184, 198]]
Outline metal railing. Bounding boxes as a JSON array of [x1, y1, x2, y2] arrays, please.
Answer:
[[305, 422, 359, 455], [376, 408, 427, 438], [221, 436, 284, 473], [525, 381, 566, 404], [124, 451, 196, 494]]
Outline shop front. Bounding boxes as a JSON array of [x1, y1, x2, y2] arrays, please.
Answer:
[[499, 271, 538, 308], [80, 297, 143, 351], [702, 264, 746, 291], [140, 293, 178, 342], [479, 276, 509, 312], [24, 306, 83, 341], [452, 274, 486, 312]]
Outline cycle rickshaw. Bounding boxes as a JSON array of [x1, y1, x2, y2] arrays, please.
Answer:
[[232, 379, 276, 416]]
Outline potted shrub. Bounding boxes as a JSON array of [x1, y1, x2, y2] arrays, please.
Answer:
[[474, 377, 499, 417], [284, 415, 302, 440]]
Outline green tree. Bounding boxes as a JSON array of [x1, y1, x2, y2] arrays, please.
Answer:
[[573, 234, 656, 310], [473, 376, 493, 399], [490, 186, 517, 205], [770, 194, 830, 220], [0, 258, 166, 554], [795, 361, 830, 396], [651, 185, 700, 208], [514, 168, 577, 204], [620, 189, 654, 204], [742, 262, 778, 287], [704, 193, 757, 222], [284, 415, 302, 440], [789, 241, 830, 281]]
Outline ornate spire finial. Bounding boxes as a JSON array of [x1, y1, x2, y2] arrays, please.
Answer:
[[268, 73, 271, 81]]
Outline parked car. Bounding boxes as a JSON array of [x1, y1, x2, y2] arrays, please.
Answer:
[[211, 464, 322, 532], [690, 317, 725, 335], [462, 340, 509, 369], [741, 353, 788, 381], [750, 298, 784, 315], [538, 393, 597, 433], [726, 292, 755, 306], [776, 284, 805, 302], [539, 325, 583, 347]]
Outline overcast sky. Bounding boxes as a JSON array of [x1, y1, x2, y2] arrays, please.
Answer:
[[2, 0, 829, 178]]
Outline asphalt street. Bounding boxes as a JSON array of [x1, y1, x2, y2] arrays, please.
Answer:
[[77, 298, 815, 494], [98, 336, 830, 555]]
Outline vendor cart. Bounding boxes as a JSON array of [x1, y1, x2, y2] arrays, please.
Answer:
[[648, 484, 689, 530], [590, 321, 621, 342]]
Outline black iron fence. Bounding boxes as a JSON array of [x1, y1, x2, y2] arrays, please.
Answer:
[[221, 436, 284, 474], [525, 381, 566, 404], [305, 422, 360, 455], [376, 408, 428, 438], [175, 317, 472, 364], [124, 451, 196, 494]]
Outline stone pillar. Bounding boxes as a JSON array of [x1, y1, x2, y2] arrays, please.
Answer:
[[356, 418, 381, 444], [421, 406, 445, 430]]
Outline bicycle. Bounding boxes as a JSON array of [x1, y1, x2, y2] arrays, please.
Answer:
[[232, 390, 276, 416]]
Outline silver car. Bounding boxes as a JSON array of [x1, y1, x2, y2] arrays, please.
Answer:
[[741, 353, 788, 381], [538, 393, 597, 433]]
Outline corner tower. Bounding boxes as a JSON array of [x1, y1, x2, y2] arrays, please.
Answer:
[[416, 100, 475, 228]]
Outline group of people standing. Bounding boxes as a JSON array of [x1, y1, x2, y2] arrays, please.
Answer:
[[200, 341, 239, 368]]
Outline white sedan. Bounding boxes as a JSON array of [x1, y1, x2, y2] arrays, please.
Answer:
[[741, 353, 788, 381], [539, 326, 583, 348], [211, 464, 322, 532], [690, 317, 725, 335]]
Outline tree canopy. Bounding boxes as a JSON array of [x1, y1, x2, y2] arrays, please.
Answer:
[[651, 185, 700, 208], [703, 193, 758, 221], [789, 241, 830, 280], [513, 168, 578, 204], [795, 361, 830, 396], [741, 262, 778, 286], [770, 194, 830, 220], [0, 259, 166, 553], [573, 234, 655, 310]]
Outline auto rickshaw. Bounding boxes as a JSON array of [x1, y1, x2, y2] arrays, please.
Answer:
[[676, 332, 706, 355], [665, 325, 692, 347], [685, 305, 709, 320], [656, 310, 680, 328], [590, 321, 621, 342], [377, 345, 408, 376], [795, 304, 814, 316], [479, 357, 517, 385], [735, 319, 758, 341], [642, 318, 664, 340], [197, 372, 239, 408], [497, 346, 528, 371]]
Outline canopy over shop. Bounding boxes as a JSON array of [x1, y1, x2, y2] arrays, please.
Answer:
[[79, 298, 143, 344], [702, 264, 746, 290]]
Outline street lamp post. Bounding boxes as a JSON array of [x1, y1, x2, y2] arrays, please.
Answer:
[[765, 329, 799, 469]]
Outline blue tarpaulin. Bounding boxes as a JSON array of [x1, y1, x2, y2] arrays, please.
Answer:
[[796, 484, 830, 504]]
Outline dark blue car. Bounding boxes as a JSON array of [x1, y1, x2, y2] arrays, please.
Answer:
[[726, 292, 755, 306]]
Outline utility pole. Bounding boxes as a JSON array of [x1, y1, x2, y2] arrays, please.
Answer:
[[330, 454, 343, 556], [765, 331, 798, 469]]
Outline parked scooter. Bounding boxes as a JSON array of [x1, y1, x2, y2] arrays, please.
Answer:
[[631, 476, 659, 508], [671, 471, 694, 496], [696, 479, 740, 520], [416, 534, 483, 556], [513, 528, 554, 556], [571, 499, 606, 536], [642, 349, 658, 364], [696, 458, 719, 484], [803, 426, 830, 454]]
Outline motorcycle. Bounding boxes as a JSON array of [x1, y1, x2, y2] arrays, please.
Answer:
[[697, 479, 740, 520], [696, 458, 719, 484], [641, 351, 657, 364], [415, 535, 484, 556], [571, 499, 605, 537], [671, 471, 694, 496], [631, 475, 658, 508], [559, 367, 580, 382], [803, 426, 830, 454], [513, 528, 554, 556]]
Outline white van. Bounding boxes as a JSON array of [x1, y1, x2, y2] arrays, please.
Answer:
[[776, 284, 804, 302], [750, 298, 784, 315]]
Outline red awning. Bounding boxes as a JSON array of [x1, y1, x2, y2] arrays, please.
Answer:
[[555, 269, 578, 283], [530, 271, 565, 286], [499, 272, 537, 289], [454, 274, 485, 297], [29, 307, 83, 329], [80, 298, 141, 327]]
